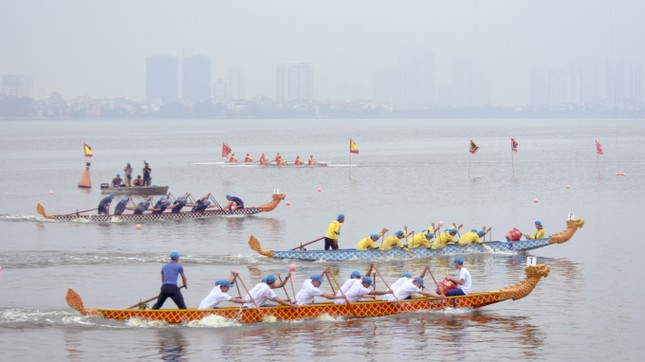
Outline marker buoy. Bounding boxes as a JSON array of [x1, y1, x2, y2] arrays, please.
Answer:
[[286, 201, 292, 206], [135, 224, 142, 230], [565, 184, 570, 189], [533, 198, 539, 203], [289, 264, 296, 272], [48, 191, 54, 195], [616, 172, 625, 176], [437, 221, 444, 228]]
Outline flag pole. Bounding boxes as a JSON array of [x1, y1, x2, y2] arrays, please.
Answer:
[[512, 150, 515, 179], [468, 153, 472, 179]]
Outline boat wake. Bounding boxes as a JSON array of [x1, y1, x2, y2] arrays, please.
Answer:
[[0, 215, 55, 222]]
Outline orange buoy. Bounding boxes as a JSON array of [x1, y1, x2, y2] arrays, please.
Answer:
[[616, 172, 625, 176], [77, 162, 92, 188]]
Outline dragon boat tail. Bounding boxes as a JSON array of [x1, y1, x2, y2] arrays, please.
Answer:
[[37, 192, 286, 223], [66, 263, 550, 324], [248, 218, 584, 261]]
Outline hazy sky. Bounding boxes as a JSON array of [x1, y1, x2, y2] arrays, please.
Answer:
[[1, 0, 643, 105]]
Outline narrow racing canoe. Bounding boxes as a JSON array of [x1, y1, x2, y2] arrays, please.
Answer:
[[66, 263, 550, 324], [249, 218, 584, 261]]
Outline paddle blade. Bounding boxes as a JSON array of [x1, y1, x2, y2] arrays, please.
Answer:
[[248, 235, 274, 257]]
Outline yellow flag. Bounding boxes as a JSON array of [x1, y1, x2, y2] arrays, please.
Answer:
[[350, 138, 359, 154]]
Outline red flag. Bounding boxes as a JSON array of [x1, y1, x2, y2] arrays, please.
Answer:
[[83, 143, 93, 157], [221, 143, 232, 157], [469, 140, 479, 154], [350, 138, 359, 154], [511, 138, 519, 152], [595, 140, 604, 155]]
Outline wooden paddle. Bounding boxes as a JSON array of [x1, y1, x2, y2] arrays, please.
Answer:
[[236, 276, 265, 318], [127, 285, 186, 309], [371, 265, 398, 302], [325, 269, 357, 317], [290, 236, 324, 250], [277, 273, 291, 302], [63, 207, 98, 216]]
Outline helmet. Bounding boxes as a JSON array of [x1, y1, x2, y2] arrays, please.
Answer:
[[310, 274, 323, 283], [215, 279, 232, 288], [414, 277, 425, 288], [452, 256, 464, 265]]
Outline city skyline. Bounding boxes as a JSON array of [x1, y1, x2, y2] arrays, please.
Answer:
[[1, 1, 644, 106]]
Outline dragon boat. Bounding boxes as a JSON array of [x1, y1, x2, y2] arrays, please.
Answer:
[[249, 218, 584, 262], [65, 263, 550, 324], [35, 192, 286, 223]]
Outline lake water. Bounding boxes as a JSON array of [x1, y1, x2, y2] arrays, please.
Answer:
[[0, 118, 643, 361]]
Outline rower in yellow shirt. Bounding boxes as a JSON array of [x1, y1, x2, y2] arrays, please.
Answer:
[[407, 231, 435, 249], [524, 220, 546, 240], [458, 228, 486, 245], [356, 228, 389, 250], [432, 227, 459, 249], [381, 230, 411, 251]]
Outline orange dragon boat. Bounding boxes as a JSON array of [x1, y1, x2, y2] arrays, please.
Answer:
[[66, 263, 550, 324]]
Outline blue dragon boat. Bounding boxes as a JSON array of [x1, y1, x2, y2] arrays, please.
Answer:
[[249, 218, 584, 262]]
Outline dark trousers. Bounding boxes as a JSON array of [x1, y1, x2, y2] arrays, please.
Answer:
[[151, 284, 186, 309], [324, 237, 338, 251], [446, 288, 465, 308]]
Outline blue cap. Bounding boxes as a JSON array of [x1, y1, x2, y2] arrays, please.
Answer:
[[453, 256, 464, 265], [310, 274, 323, 283], [204, 201, 211, 205], [170, 251, 180, 260], [262, 274, 277, 284], [362, 276, 373, 286], [337, 214, 345, 220], [109, 192, 116, 197], [215, 279, 232, 288], [116, 174, 120, 177], [159, 197, 165, 201], [425, 232, 434, 239], [477, 230, 486, 237], [226, 194, 232, 199], [370, 234, 379, 240], [535, 220, 542, 226], [395, 230, 404, 237], [402, 272, 412, 278], [350, 271, 361, 278], [449, 228, 457, 234], [471, 228, 478, 233], [165, 200, 172, 205], [120, 197, 128, 203], [414, 277, 425, 288]]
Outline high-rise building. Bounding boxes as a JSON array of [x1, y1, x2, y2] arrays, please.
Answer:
[[228, 69, 244, 101], [397, 49, 436, 108], [146, 55, 179, 102], [1, 74, 33, 97], [212, 79, 228, 104], [276, 62, 313, 102], [182, 55, 211, 102], [372, 68, 399, 104]]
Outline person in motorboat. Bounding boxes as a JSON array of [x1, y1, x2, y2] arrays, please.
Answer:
[[112, 174, 123, 187], [355, 228, 389, 250], [133, 175, 144, 186], [123, 163, 133, 186], [97, 192, 115, 215], [142, 161, 152, 186]]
